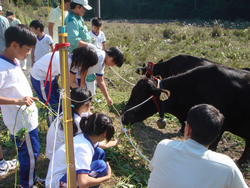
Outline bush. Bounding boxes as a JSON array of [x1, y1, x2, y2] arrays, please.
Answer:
[[212, 26, 222, 37], [163, 28, 174, 38]]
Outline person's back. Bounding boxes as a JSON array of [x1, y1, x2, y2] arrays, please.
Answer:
[[148, 139, 247, 188], [148, 104, 248, 188]]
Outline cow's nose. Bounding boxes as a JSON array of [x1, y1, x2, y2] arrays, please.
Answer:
[[135, 68, 140, 74]]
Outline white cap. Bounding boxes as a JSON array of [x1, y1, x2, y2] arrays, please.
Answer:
[[72, 0, 92, 10], [0, 6, 2, 11]]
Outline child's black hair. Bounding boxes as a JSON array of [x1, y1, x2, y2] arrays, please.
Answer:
[[29, 19, 44, 32], [105, 46, 124, 68], [5, 24, 36, 48], [80, 113, 115, 142], [71, 46, 98, 75], [59, 87, 92, 136], [91, 17, 102, 27]]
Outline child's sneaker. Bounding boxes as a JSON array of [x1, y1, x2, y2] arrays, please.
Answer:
[[0, 159, 18, 176]]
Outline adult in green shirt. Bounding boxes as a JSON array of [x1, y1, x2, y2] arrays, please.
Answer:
[[65, 0, 97, 95], [65, 0, 95, 52]]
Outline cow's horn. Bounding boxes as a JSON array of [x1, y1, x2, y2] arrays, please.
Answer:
[[157, 118, 167, 129]]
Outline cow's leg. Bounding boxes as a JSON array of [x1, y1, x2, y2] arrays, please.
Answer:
[[237, 138, 250, 165], [179, 121, 185, 133]]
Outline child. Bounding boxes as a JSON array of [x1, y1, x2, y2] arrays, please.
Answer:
[[46, 112, 119, 188], [87, 17, 107, 98], [89, 17, 106, 50], [0, 25, 39, 188], [70, 46, 124, 106], [5, 10, 21, 26], [30, 46, 98, 126], [29, 19, 54, 66], [46, 87, 92, 159]]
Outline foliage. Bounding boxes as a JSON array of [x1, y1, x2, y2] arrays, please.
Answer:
[[1, 19, 250, 187], [212, 25, 222, 37]]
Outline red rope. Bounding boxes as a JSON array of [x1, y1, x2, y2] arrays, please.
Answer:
[[147, 61, 155, 76], [44, 43, 70, 106], [151, 95, 160, 112]]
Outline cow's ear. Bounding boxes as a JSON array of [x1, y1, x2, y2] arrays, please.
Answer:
[[152, 88, 170, 101]]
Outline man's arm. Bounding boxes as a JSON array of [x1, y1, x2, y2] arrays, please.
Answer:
[[77, 162, 111, 188], [48, 22, 54, 39], [96, 75, 112, 105], [0, 96, 38, 106]]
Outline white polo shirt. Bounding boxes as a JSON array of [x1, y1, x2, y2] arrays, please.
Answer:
[[30, 52, 72, 81], [34, 34, 53, 62], [71, 49, 106, 81], [45, 111, 90, 160], [45, 133, 98, 188], [0, 55, 38, 134], [89, 30, 106, 50], [48, 7, 68, 44], [148, 139, 248, 188]]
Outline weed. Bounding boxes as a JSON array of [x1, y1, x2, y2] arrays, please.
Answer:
[[163, 28, 174, 39], [212, 26, 222, 37]]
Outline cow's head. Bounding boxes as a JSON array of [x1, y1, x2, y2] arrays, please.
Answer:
[[122, 77, 170, 125], [135, 59, 164, 77]]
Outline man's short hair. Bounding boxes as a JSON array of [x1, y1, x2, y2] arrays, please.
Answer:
[[29, 19, 44, 32], [105, 47, 124, 67], [187, 104, 224, 146], [70, 2, 80, 9], [5, 24, 36, 48], [91, 17, 102, 27]]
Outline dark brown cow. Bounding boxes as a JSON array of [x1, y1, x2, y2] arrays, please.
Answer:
[[123, 64, 250, 164]]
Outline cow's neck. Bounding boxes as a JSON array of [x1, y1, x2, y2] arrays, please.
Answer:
[[152, 61, 172, 78]]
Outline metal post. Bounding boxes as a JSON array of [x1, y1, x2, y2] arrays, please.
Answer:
[[94, 0, 101, 18]]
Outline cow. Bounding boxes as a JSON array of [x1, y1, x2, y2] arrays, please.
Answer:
[[135, 54, 219, 78], [123, 64, 250, 164]]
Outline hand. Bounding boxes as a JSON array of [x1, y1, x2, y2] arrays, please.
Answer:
[[106, 97, 113, 106], [17, 96, 38, 106], [105, 162, 112, 179], [87, 43, 97, 49], [80, 83, 87, 88], [113, 137, 120, 146]]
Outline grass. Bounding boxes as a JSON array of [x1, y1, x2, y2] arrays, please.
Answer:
[[1, 18, 250, 187]]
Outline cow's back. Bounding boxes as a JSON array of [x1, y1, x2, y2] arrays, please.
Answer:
[[163, 65, 250, 137], [154, 55, 216, 78]]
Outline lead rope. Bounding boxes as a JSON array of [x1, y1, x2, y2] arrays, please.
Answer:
[[49, 89, 63, 188], [112, 96, 154, 163], [109, 66, 135, 86]]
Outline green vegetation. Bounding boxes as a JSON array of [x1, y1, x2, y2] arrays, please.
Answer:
[[0, 3, 250, 187]]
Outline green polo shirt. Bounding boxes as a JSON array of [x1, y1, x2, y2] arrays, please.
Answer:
[[65, 9, 92, 52]]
